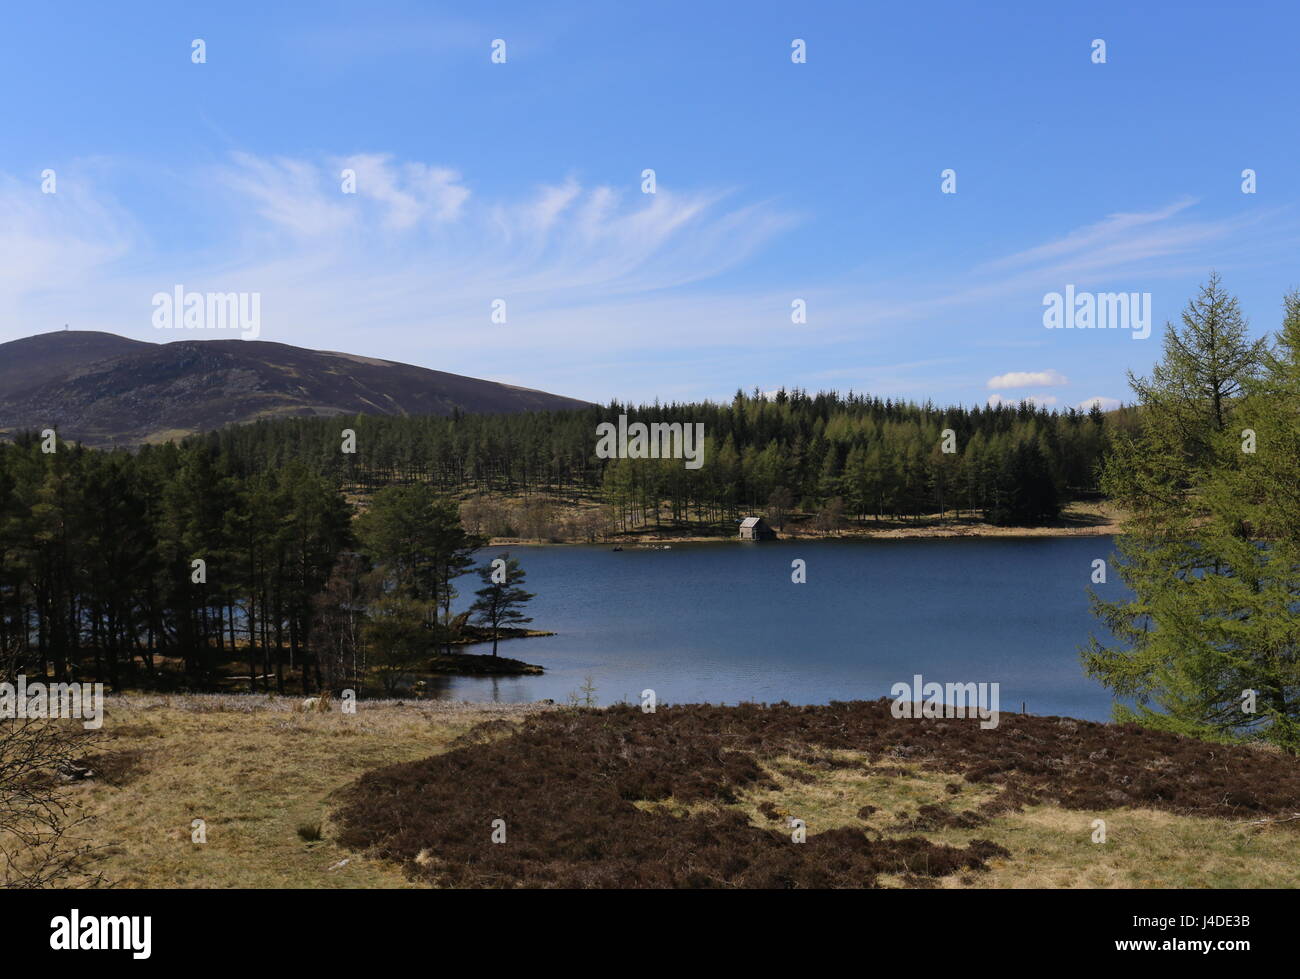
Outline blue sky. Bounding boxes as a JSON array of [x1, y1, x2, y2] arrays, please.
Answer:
[[2, 1, 1298, 411]]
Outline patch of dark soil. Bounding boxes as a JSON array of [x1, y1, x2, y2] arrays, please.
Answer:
[[72, 749, 145, 786], [893, 804, 987, 832], [334, 700, 1300, 888]]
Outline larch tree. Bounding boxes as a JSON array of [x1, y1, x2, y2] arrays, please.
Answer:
[[1083, 276, 1297, 750]]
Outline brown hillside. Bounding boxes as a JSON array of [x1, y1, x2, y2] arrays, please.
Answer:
[[0, 330, 590, 447]]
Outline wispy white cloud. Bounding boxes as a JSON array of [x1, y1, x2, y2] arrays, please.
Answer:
[[807, 200, 1277, 345], [0, 161, 1290, 406], [979, 199, 1200, 273], [216, 153, 353, 238], [0, 169, 141, 327], [289, 19, 493, 66], [339, 154, 470, 230], [0, 153, 798, 364]]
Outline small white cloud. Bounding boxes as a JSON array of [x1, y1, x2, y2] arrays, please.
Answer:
[[1077, 396, 1122, 412], [987, 369, 1068, 389]]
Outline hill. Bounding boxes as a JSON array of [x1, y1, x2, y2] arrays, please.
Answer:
[[0, 330, 591, 447]]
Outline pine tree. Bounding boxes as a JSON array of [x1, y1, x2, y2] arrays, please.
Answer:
[[468, 554, 534, 657]]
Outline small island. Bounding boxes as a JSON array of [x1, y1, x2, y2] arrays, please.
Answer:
[[431, 621, 553, 676], [427, 649, 546, 676]]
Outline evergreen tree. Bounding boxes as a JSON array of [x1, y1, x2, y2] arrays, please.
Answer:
[[1083, 277, 1295, 750], [468, 554, 534, 656]]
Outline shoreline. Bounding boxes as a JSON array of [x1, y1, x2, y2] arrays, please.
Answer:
[[100, 691, 558, 716], [487, 521, 1122, 548], [483, 500, 1122, 547]]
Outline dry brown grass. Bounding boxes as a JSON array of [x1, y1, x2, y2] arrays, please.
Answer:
[[32, 694, 550, 888]]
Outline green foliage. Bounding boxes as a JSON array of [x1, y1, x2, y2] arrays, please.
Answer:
[[364, 596, 436, 694], [1085, 276, 1299, 752], [468, 554, 535, 656], [356, 484, 485, 655], [355, 484, 446, 602], [0, 440, 353, 693], [0, 432, 501, 694], [986, 439, 1061, 526]]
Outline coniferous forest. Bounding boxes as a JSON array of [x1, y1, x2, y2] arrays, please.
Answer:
[[0, 391, 1118, 692], [201, 390, 1120, 529]]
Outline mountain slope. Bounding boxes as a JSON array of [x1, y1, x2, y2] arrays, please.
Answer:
[[0, 331, 591, 447], [0, 331, 148, 400]]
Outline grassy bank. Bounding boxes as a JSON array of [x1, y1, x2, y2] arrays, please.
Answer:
[[24, 694, 1297, 889]]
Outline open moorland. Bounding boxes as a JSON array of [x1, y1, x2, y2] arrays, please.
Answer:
[[34, 695, 1300, 889]]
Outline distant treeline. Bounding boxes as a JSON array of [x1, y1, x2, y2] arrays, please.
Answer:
[[195, 391, 1125, 529]]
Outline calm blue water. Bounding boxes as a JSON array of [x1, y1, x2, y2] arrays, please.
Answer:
[[433, 537, 1124, 720]]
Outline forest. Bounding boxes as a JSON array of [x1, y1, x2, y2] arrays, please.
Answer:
[[0, 391, 1118, 693], [197, 389, 1122, 532]]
